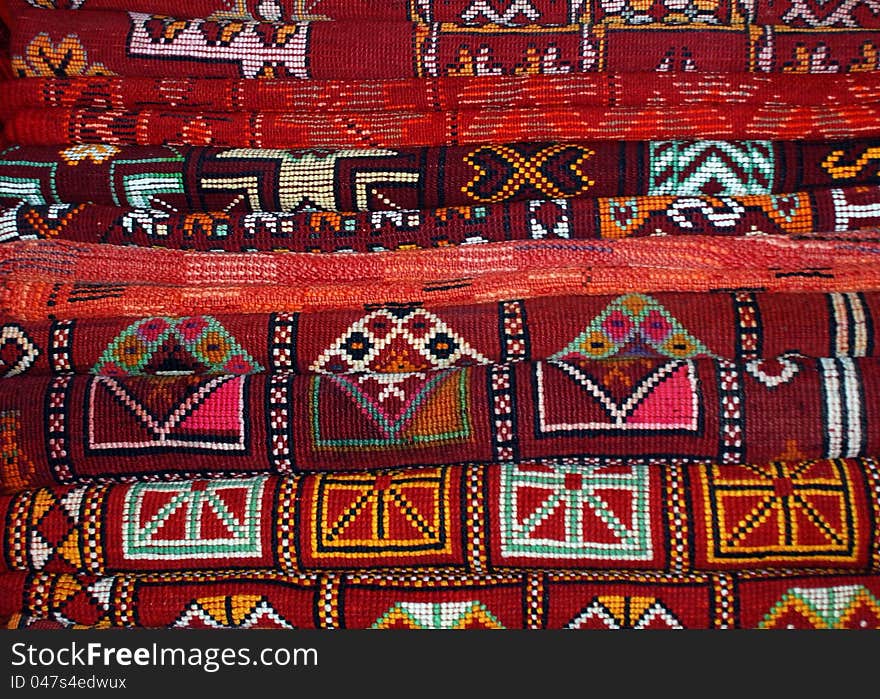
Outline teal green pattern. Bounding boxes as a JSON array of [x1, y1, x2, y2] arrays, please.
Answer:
[[648, 140, 774, 195], [311, 368, 471, 448], [92, 315, 263, 376], [499, 462, 653, 561], [550, 293, 713, 362], [122, 477, 266, 560]]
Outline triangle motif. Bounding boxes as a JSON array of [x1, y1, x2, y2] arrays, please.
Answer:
[[320, 370, 454, 438], [93, 316, 263, 376], [372, 601, 504, 629], [29, 530, 53, 570], [569, 596, 683, 629], [760, 585, 880, 629], [93, 374, 244, 442], [461, 0, 541, 25], [551, 293, 713, 363], [172, 596, 294, 629], [310, 307, 489, 374], [568, 600, 620, 629], [550, 359, 699, 429]]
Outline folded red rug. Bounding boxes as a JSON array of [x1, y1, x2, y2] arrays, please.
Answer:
[[3, 569, 879, 628], [6, 236, 880, 319], [8, 103, 880, 148], [8, 0, 878, 26], [2, 459, 878, 574], [1, 290, 875, 378], [2, 140, 878, 212], [8, 11, 880, 80], [6, 74, 880, 114], [2, 187, 877, 252], [2, 353, 879, 488]]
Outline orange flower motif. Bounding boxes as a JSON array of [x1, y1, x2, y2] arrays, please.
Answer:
[[11, 33, 116, 78]]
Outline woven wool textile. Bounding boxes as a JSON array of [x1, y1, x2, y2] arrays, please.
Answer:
[[5, 236, 880, 320], [7, 240, 880, 320], [3, 459, 878, 575], [3, 187, 878, 252], [8, 0, 880, 26], [1, 290, 876, 377], [2, 141, 879, 213], [9, 104, 880, 148], [3, 357, 880, 488], [3, 571, 880, 629], [3, 0, 880, 632], [5, 74, 880, 113], [9, 11, 880, 80]]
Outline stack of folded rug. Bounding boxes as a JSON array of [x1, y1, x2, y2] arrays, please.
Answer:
[[0, 0, 879, 630]]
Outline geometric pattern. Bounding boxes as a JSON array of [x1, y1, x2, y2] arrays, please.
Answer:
[[7, 184, 878, 249], [309, 306, 489, 374], [598, 192, 813, 238], [0, 290, 876, 375], [527, 199, 572, 239], [457, 0, 542, 24], [6, 571, 880, 629], [122, 477, 266, 560], [86, 374, 248, 452], [1, 140, 874, 213], [759, 585, 880, 629], [780, 0, 880, 28], [59, 144, 121, 166], [820, 357, 865, 459], [533, 293, 713, 437], [1, 290, 876, 374], [0, 323, 40, 377], [594, 0, 733, 24], [462, 144, 595, 204], [700, 460, 859, 563], [92, 316, 263, 376], [127, 14, 310, 79], [25, 487, 87, 572], [1, 355, 873, 482], [0, 350, 869, 481], [743, 353, 803, 389], [310, 469, 452, 558], [549, 293, 714, 362], [4, 460, 876, 577], [9, 6, 880, 80], [535, 359, 702, 433], [102, 152, 187, 210], [648, 141, 774, 196], [411, 0, 587, 23], [200, 147, 408, 212], [498, 462, 652, 560], [567, 597, 684, 629], [828, 291, 872, 357], [371, 602, 505, 629], [172, 596, 295, 629], [309, 368, 472, 449]]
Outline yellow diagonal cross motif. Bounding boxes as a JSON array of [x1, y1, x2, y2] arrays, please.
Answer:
[[462, 144, 595, 203]]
